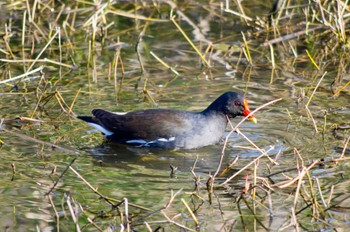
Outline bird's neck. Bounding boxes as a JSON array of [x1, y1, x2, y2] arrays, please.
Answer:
[[201, 108, 228, 124]]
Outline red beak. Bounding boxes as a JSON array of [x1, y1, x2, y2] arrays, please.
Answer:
[[243, 99, 257, 123]]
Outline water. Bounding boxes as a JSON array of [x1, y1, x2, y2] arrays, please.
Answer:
[[0, 1, 350, 231]]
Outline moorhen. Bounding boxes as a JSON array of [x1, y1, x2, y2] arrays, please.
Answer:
[[77, 92, 257, 149]]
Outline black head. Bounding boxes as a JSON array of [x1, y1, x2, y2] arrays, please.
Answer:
[[203, 92, 257, 122]]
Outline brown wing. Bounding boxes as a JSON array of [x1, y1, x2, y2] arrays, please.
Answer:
[[92, 109, 192, 140]]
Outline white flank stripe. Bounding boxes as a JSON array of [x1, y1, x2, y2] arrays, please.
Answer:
[[157, 137, 176, 142], [113, 112, 127, 115], [87, 123, 114, 136], [126, 139, 147, 144], [126, 137, 176, 147]]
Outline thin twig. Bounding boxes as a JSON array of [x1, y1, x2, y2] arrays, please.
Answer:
[[28, 28, 60, 72], [0, 58, 73, 68], [46, 158, 78, 195], [236, 98, 282, 129], [274, 160, 318, 188], [306, 71, 327, 107], [263, 26, 324, 46], [0, 66, 43, 85], [305, 106, 318, 133], [69, 166, 151, 211], [181, 198, 199, 227], [135, 32, 145, 74], [339, 135, 350, 159], [220, 153, 265, 186], [48, 194, 60, 232], [2, 128, 79, 154], [66, 194, 82, 232], [150, 51, 180, 76], [214, 98, 282, 181], [170, 15, 211, 67], [160, 211, 196, 232]]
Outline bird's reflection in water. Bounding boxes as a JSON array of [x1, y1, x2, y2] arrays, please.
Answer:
[[82, 142, 225, 175]]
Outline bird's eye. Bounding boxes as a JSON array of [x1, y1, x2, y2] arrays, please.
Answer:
[[234, 101, 241, 106]]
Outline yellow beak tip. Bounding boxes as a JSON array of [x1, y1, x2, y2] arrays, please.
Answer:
[[249, 117, 257, 124]]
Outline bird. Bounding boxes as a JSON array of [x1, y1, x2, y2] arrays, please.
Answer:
[[77, 92, 257, 150]]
